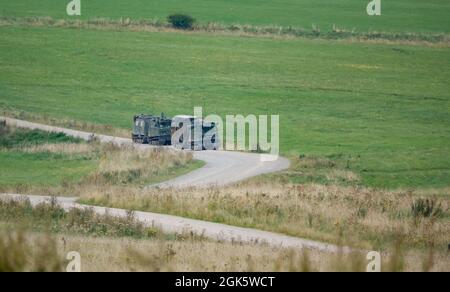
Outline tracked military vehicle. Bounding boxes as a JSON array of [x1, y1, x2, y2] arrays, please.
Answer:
[[132, 114, 172, 145]]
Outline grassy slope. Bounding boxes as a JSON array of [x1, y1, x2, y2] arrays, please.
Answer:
[[0, 26, 449, 188], [0, 126, 94, 187], [0, 0, 449, 33], [0, 151, 94, 186], [0, 127, 95, 187]]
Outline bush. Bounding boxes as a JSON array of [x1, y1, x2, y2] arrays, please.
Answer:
[[411, 198, 443, 219], [0, 124, 82, 149], [167, 14, 195, 30]]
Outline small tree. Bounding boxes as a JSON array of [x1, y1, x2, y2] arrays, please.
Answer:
[[167, 14, 195, 30]]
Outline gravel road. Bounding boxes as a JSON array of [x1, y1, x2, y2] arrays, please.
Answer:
[[1, 116, 290, 188]]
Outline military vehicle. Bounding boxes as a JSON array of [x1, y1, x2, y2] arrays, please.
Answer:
[[171, 115, 219, 150], [132, 114, 172, 145]]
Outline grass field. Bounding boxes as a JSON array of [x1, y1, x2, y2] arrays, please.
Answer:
[[0, 151, 95, 186], [0, 25, 449, 188], [0, 0, 449, 33], [0, 124, 95, 187]]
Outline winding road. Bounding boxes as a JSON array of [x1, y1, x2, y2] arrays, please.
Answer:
[[1, 116, 290, 188], [0, 116, 347, 252]]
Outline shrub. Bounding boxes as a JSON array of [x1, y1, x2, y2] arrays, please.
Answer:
[[167, 14, 195, 30], [411, 198, 443, 219], [0, 124, 82, 149]]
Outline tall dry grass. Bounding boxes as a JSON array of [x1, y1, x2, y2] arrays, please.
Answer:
[[0, 230, 64, 272], [84, 143, 193, 186], [21, 143, 94, 155], [79, 181, 450, 252], [0, 194, 448, 272], [24, 231, 447, 272], [2, 227, 446, 272]]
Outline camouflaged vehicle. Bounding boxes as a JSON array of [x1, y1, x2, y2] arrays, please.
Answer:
[[132, 113, 172, 145]]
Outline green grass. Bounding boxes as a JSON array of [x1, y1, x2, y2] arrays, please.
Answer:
[[0, 124, 95, 187], [0, 151, 95, 186], [0, 0, 449, 33], [0, 25, 449, 188]]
